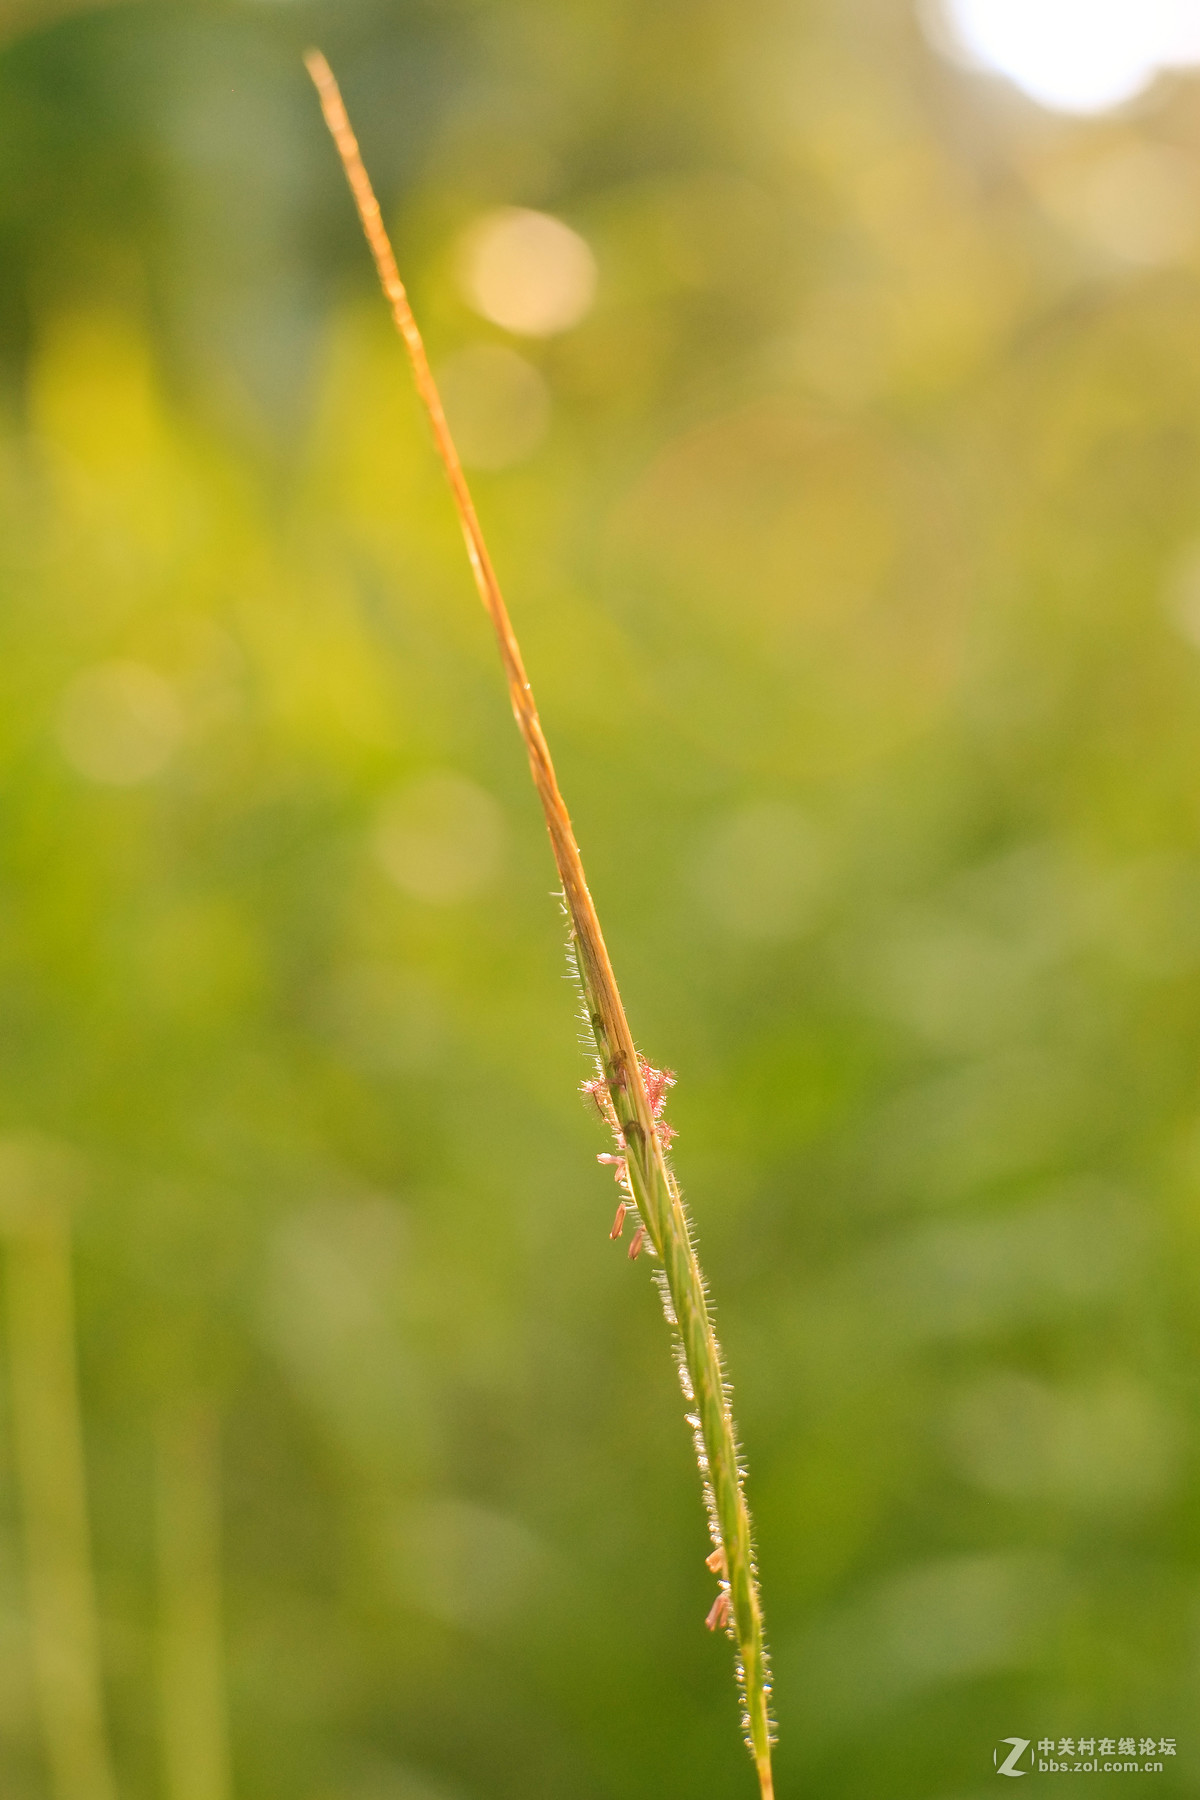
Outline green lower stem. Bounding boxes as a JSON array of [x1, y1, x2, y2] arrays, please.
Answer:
[[578, 962, 773, 1794]]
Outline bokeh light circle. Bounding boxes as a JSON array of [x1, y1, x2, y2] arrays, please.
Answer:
[[458, 207, 597, 336], [935, 0, 1200, 114]]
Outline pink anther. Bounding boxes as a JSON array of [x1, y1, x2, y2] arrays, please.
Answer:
[[705, 1590, 731, 1632]]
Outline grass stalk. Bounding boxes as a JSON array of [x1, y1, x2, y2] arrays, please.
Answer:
[[156, 1402, 232, 1800], [0, 1139, 116, 1800], [305, 52, 774, 1796]]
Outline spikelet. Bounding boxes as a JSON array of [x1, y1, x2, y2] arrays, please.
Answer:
[[305, 51, 774, 1798]]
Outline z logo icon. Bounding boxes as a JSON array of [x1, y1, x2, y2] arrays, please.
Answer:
[[995, 1738, 1031, 1777]]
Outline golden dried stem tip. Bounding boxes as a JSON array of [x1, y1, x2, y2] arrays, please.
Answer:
[[306, 50, 774, 1799], [302, 47, 640, 1121]]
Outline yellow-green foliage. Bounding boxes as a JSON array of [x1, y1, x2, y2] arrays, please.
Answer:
[[3, 5, 1200, 1799]]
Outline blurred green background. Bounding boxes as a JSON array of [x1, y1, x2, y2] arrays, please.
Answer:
[[2, 2, 1200, 1797]]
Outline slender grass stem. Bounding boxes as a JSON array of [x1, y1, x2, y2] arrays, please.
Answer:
[[0, 1139, 116, 1800], [305, 52, 774, 1796], [157, 1402, 232, 1800]]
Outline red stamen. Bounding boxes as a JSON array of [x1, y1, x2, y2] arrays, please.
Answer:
[[638, 1054, 676, 1119]]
